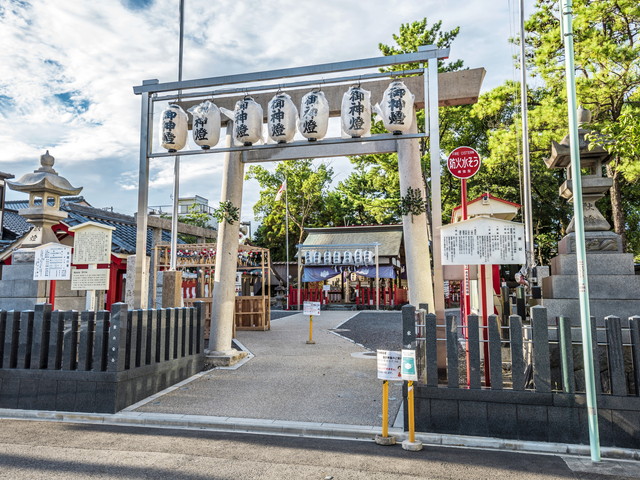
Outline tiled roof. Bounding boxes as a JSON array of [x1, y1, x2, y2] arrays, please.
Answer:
[[2, 210, 32, 239], [5, 195, 89, 211], [2, 196, 186, 256], [303, 225, 403, 257]]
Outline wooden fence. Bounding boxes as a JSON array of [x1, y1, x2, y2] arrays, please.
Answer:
[[0, 302, 205, 413]]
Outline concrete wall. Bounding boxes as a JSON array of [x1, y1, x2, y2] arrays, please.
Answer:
[[0, 356, 201, 413], [411, 386, 640, 449]]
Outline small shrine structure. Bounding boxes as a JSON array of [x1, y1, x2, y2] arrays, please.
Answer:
[[0, 152, 82, 310]]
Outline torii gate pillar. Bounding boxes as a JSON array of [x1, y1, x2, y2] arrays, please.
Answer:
[[398, 110, 434, 309], [208, 124, 245, 358]]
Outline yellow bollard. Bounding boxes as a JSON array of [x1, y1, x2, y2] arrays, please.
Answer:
[[306, 314, 315, 344], [375, 380, 396, 445], [401, 380, 423, 451], [382, 380, 389, 437], [408, 380, 415, 442]]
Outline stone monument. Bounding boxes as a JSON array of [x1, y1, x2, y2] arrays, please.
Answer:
[[542, 109, 640, 322], [0, 151, 83, 310]]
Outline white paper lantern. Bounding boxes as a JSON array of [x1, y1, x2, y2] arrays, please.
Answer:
[[221, 97, 263, 146], [343, 251, 354, 264], [160, 104, 188, 152], [188, 100, 221, 149], [374, 80, 415, 134], [305, 250, 313, 264], [313, 251, 322, 264], [268, 93, 297, 143], [354, 249, 363, 265], [341, 86, 371, 138], [364, 250, 375, 265], [298, 90, 329, 141], [332, 251, 342, 264], [323, 251, 332, 264]]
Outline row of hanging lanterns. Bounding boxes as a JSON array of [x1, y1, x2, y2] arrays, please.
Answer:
[[160, 80, 415, 152], [304, 249, 376, 266]]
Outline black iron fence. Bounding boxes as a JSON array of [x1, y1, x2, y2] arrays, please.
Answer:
[[0, 302, 205, 413]]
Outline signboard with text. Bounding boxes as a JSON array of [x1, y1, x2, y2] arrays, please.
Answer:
[[440, 216, 525, 265], [71, 269, 110, 290], [447, 146, 481, 179], [303, 301, 321, 316], [33, 243, 72, 280], [69, 222, 115, 265], [376, 350, 402, 381]]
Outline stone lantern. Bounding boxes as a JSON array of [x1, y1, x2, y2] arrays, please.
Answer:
[[542, 108, 640, 322], [6, 150, 82, 246], [545, 107, 613, 235]]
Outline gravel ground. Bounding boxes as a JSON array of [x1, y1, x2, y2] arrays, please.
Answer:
[[335, 311, 403, 351]]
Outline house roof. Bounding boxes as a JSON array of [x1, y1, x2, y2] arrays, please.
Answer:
[[451, 193, 521, 223], [303, 224, 403, 257], [2, 196, 184, 257]]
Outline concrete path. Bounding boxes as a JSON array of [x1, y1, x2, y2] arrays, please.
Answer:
[[133, 311, 404, 427]]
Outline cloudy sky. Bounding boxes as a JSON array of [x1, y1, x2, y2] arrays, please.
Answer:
[[0, 0, 524, 226]]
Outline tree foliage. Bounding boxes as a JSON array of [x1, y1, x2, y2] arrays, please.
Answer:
[[246, 160, 336, 261], [526, 0, 640, 252], [337, 18, 469, 227]]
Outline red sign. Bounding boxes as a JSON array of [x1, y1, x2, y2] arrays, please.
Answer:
[[447, 146, 481, 179]]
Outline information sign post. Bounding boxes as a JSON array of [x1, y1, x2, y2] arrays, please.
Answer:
[[303, 301, 320, 344], [441, 216, 526, 385], [447, 146, 481, 322], [447, 146, 481, 385], [375, 350, 401, 446], [68, 222, 115, 311], [33, 243, 72, 309]]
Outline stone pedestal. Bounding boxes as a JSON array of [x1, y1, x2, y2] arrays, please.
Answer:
[[542, 232, 640, 324], [161, 270, 183, 308], [125, 254, 149, 308]]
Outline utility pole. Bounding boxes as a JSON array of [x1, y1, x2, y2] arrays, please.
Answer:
[[561, 0, 601, 462]]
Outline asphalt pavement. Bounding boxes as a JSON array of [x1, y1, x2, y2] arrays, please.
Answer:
[[1, 419, 639, 480]]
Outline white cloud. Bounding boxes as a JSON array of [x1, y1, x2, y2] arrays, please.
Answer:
[[1, 0, 519, 221]]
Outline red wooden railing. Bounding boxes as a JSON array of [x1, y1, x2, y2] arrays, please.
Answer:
[[289, 286, 408, 308]]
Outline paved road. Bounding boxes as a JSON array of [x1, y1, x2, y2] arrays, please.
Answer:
[[1, 419, 638, 480]]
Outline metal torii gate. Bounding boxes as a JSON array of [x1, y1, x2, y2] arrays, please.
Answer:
[[133, 46, 485, 357]]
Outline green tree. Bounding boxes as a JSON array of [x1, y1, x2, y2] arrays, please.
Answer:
[[176, 203, 216, 243], [467, 82, 572, 263], [526, 0, 640, 251], [246, 160, 335, 261], [337, 18, 469, 226]]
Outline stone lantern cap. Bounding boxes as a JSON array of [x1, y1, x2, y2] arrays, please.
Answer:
[[544, 108, 611, 170], [7, 151, 82, 196]]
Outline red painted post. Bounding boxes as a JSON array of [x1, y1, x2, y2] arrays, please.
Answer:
[[48, 280, 56, 309], [480, 264, 491, 386]]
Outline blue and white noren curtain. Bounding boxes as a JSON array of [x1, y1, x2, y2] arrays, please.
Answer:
[[302, 265, 396, 282]]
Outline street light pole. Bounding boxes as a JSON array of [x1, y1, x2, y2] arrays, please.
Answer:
[[561, 0, 601, 462], [519, 0, 535, 272], [170, 0, 185, 271]]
